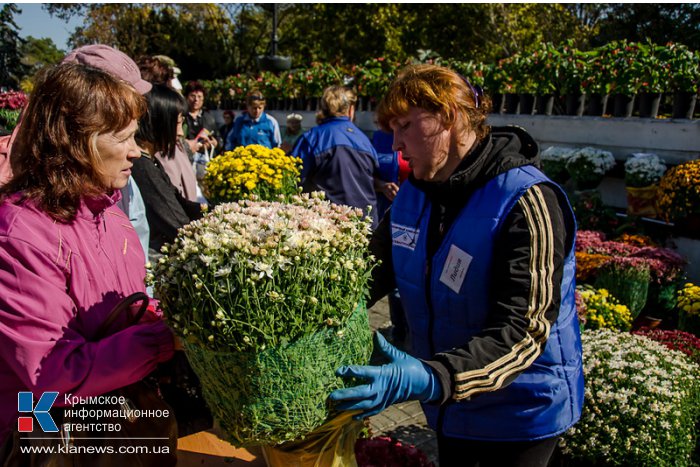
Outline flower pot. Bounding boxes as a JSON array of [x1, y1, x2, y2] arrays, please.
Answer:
[[571, 174, 604, 191], [542, 161, 569, 184], [536, 94, 554, 116], [518, 93, 535, 115], [672, 91, 697, 119], [586, 94, 608, 116], [503, 94, 520, 114], [638, 92, 661, 118], [613, 94, 635, 118], [642, 282, 679, 325], [491, 93, 504, 114], [305, 97, 319, 111], [678, 309, 700, 337], [256, 55, 292, 72], [565, 93, 585, 116], [631, 315, 663, 331], [625, 185, 658, 218]]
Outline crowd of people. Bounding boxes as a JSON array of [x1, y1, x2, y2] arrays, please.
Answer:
[[0, 44, 582, 467]]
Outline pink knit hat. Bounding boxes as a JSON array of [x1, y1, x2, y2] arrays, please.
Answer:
[[62, 44, 152, 95]]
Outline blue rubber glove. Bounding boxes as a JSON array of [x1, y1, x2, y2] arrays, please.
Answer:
[[329, 332, 442, 419]]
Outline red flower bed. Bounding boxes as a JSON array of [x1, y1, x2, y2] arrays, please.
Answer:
[[0, 91, 28, 110], [632, 327, 700, 364]]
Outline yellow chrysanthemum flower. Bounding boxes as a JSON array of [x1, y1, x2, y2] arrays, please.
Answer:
[[202, 144, 302, 203]]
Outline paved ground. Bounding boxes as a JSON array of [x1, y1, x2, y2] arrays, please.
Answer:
[[367, 298, 439, 466]]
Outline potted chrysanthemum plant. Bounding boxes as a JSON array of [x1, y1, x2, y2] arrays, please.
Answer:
[[560, 329, 700, 466], [151, 193, 376, 462], [565, 146, 616, 191], [623, 152, 666, 218], [202, 144, 301, 204]]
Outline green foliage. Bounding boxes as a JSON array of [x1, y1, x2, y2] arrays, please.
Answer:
[[0, 4, 27, 89], [607, 40, 643, 96], [279, 4, 407, 67], [353, 57, 402, 101], [0, 108, 20, 130], [659, 42, 700, 92], [636, 41, 672, 94], [594, 258, 651, 318], [582, 47, 612, 95], [530, 43, 559, 94], [46, 4, 237, 80], [594, 4, 700, 51], [45, 4, 602, 79], [555, 41, 589, 94], [19, 36, 64, 91]]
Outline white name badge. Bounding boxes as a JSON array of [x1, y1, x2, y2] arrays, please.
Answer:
[[439, 244, 472, 294], [391, 223, 419, 251]]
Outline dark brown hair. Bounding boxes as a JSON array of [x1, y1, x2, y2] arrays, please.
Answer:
[[1, 63, 146, 222], [184, 80, 205, 97], [377, 64, 491, 141], [138, 55, 174, 86]]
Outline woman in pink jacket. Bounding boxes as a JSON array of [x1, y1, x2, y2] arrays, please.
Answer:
[[0, 63, 176, 447]]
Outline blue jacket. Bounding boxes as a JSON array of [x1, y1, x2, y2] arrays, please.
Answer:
[[225, 112, 280, 150], [391, 165, 583, 441], [291, 117, 379, 227]]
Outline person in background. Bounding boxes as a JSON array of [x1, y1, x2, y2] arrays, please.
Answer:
[[225, 90, 281, 150], [330, 64, 583, 467], [132, 84, 205, 257], [0, 63, 175, 450], [184, 81, 220, 181], [218, 110, 235, 154], [64, 44, 153, 261], [138, 55, 202, 205], [153, 55, 183, 92], [371, 128, 411, 346], [280, 112, 304, 153], [137, 55, 174, 87], [291, 85, 380, 228], [152, 90, 199, 203]]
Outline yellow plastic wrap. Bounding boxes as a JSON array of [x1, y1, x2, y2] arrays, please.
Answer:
[[261, 411, 363, 467]]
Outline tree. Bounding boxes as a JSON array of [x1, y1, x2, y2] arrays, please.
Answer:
[[21, 36, 65, 75], [593, 4, 700, 50], [278, 4, 408, 66], [44, 3, 238, 79], [0, 3, 27, 89]]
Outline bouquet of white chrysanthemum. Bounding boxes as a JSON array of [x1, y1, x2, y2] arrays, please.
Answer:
[[624, 153, 667, 188], [565, 146, 616, 190], [540, 146, 575, 183], [151, 193, 375, 447], [560, 329, 700, 466]]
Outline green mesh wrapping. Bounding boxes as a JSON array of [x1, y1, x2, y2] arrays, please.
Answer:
[[184, 304, 372, 447]]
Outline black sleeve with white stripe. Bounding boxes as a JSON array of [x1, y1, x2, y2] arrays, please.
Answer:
[[427, 183, 568, 403]]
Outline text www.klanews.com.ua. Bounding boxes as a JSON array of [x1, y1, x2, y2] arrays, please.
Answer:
[[19, 443, 171, 455], [16, 391, 172, 456]]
